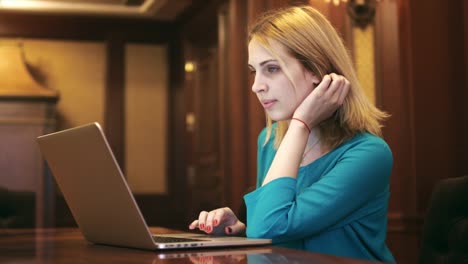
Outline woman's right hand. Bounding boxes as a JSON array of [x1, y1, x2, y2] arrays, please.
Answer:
[[188, 207, 246, 236], [293, 73, 350, 129]]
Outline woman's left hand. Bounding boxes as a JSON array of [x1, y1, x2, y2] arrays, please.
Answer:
[[188, 207, 246, 236], [293, 73, 350, 129]]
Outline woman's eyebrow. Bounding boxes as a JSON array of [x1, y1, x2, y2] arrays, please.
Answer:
[[248, 59, 278, 68], [260, 59, 277, 66]]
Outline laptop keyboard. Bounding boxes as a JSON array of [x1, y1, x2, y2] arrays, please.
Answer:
[[152, 236, 206, 243]]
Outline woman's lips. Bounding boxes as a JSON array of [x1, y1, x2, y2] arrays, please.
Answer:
[[261, 99, 277, 109]]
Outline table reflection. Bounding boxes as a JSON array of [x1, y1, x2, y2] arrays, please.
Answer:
[[1, 229, 380, 264], [157, 248, 270, 263]]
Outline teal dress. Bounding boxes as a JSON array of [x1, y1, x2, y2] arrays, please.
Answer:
[[244, 127, 395, 263]]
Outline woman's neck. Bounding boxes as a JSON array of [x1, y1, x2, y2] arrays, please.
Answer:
[[301, 128, 326, 166]]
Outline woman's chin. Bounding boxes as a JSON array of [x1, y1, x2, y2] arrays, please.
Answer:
[[267, 112, 293, 122]]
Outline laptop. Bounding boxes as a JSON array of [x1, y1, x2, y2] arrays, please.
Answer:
[[36, 122, 271, 250]]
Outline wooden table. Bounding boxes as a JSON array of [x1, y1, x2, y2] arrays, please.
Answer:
[[0, 228, 381, 263]]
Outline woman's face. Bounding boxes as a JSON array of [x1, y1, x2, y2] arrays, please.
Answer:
[[248, 39, 319, 121]]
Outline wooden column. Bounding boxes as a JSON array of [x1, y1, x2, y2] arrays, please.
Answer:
[[375, 0, 421, 262], [104, 35, 125, 171], [463, 0, 468, 171], [246, 0, 269, 190], [454, 0, 468, 174], [168, 33, 188, 224], [225, 0, 248, 211]]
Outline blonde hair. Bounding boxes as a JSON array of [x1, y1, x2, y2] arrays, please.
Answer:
[[249, 5, 388, 150]]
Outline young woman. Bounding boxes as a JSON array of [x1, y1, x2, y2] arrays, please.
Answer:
[[189, 5, 395, 263]]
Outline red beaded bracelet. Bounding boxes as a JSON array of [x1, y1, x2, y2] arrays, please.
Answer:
[[291, 118, 311, 133]]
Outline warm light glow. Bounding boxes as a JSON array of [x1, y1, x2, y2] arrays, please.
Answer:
[[0, 0, 147, 15], [0, 0, 41, 8], [320, 0, 356, 6], [184, 61, 195, 72], [186, 112, 196, 132], [322, 0, 380, 5]]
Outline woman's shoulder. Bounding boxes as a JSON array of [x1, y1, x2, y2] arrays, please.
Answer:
[[348, 133, 390, 149], [339, 132, 392, 160]]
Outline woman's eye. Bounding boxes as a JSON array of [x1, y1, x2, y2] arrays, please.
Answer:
[[249, 70, 256, 75], [267, 66, 279, 73]]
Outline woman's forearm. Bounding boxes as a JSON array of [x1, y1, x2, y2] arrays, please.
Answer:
[[262, 121, 309, 186]]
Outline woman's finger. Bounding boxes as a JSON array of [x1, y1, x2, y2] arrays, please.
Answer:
[[188, 220, 199, 230], [205, 210, 219, 233], [314, 74, 332, 95], [338, 79, 350, 104], [212, 208, 224, 227], [326, 74, 344, 99], [197, 211, 209, 230]]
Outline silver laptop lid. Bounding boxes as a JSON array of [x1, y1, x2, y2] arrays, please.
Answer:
[[37, 122, 156, 250]]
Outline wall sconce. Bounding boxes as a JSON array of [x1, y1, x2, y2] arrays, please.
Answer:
[[323, 0, 379, 29], [346, 0, 379, 29]]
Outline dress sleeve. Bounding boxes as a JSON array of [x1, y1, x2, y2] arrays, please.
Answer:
[[244, 137, 393, 242]]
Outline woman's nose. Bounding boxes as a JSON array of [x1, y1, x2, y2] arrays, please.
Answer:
[[251, 78, 268, 93]]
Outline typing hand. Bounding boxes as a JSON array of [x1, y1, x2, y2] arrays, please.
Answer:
[[189, 207, 246, 236]]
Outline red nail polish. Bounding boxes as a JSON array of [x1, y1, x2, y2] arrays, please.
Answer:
[[200, 224, 204, 229], [213, 220, 218, 226], [227, 227, 232, 234]]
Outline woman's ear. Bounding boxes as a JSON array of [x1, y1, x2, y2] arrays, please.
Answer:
[[311, 74, 321, 87]]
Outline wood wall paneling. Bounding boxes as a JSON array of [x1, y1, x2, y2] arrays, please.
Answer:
[[464, 0, 468, 174], [375, 1, 421, 262], [451, 0, 468, 176], [167, 34, 188, 227], [225, 0, 249, 212], [0, 12, 177, 176], [381, 0, 467, 262], [104, 36, 125, 169], [0, 11, 182, 227], [246, 0, 268, 191], [376, 0, 414, 220], [178, 0, 227, 224], [218, 4, 229, 208], [409, 0, 458, 213], [0, 12, 175, 43]]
